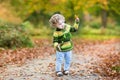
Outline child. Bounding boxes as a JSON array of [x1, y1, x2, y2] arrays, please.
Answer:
[[49, 13, 79, 77]]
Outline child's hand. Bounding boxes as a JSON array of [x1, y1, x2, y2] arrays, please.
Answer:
[[75, 15, 79, 23], [56, 44, 61, 51]]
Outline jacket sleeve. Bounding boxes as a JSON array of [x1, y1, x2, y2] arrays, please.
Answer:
[[53, 32, 58, 48], [70, 21, 79, 32]]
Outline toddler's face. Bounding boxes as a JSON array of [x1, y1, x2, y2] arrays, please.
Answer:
[[53, 20, 65, 29]]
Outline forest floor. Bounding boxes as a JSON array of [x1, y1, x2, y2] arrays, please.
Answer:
[[0, 38, 120, 80]]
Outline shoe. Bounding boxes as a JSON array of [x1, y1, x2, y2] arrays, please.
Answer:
[[63, 70, 69, 75], [56, 71, 63, 77]]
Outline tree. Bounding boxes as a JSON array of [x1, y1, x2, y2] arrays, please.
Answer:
[[4, 0, 120, 27], [99, 0, 108, 28], [108, 0, 120, 24], [10, 0, 65, 25], [83, 0, 108, 28]]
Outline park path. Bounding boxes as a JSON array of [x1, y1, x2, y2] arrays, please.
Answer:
[[0, 39, 120, 80], [0, 52, 100, 80]]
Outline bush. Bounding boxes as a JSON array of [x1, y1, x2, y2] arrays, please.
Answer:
[[0, 22, 34, 48], [89, 21, 101, 29]]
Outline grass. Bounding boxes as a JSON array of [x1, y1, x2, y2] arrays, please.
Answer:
[[31, 30, 120, 41], [75, 34, 120, 40], [73, 25, 120, 40], [22, 21, 120, 41]]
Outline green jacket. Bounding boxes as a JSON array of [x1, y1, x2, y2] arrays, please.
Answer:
[[53, 22, 79, 52]]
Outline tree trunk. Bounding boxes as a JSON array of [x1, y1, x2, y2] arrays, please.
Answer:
[[101, 9, 107, 28]]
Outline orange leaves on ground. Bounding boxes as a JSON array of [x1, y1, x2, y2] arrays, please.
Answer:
[[97, 53, 120, 77], [0, 38, 120, 79], [0, 39, 54, 67]]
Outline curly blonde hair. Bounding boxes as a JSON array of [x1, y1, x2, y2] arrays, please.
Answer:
[[49, 14, 65, 27]]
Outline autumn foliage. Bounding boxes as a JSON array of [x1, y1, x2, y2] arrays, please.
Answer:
[[0, 39, 54, 67], [0, 38, 120, 79], [97, 52, 120, 78]]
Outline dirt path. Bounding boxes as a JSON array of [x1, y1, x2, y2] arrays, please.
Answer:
[[0, 54, 100, 80], [0, 39, 120, 80]]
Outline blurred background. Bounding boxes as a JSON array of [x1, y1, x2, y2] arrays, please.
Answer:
[[0, 0, 120, 48]]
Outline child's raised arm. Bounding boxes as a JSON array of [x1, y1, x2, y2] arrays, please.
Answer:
[[70, 15, 80, 32]]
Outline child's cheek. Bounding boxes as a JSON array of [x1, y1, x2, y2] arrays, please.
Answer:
[[57, 25, 63, 29], [57, 24, 65, 29]]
